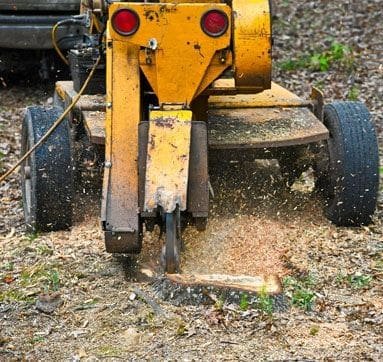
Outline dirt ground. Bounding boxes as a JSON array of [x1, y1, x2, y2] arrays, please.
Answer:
[[1, 1, 383, 360]]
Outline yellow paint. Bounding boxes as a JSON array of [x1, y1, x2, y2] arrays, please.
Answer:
[[232, 0, 272, 92], [108, 3, 231, 105], [209, 82, 309, 109], [100, 1, 275, 220], [101, 34, 141, 231], [144, 110, 193, 213], [54, 83, 66, 101], [194, 51, 233, 98], [164, 0, 221, 3]]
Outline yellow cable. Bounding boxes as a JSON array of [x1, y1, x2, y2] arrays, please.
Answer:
[[93, 15, 103, 33], [51, 23, 69, 65], [89, 14, 94, 33], [0, 56, 101, 184]]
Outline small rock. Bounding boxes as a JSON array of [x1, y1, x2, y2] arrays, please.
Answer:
[[36, 292, 63, 314], [140, 268, 154, 278], [129, 292, 136, 301], [121, 327, 141, 346]]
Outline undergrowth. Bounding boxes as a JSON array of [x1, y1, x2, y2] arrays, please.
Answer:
[[279, 41, 355, 72], [283, 274, 316, 311]]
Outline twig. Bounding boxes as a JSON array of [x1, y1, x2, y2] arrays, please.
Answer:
[[141, 342, 164, 358], [133, 287, 165, 316], [220, 340, 239, 345]]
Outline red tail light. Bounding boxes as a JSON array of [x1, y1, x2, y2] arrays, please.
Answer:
[[112, 9, 139, 36], [201, 10, 228, 37]]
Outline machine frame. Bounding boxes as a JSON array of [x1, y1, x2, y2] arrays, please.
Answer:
[[19, 0, 379, 281]]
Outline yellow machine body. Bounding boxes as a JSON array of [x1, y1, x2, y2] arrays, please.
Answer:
[[55, 0, 325, 262], [102, 1, 272, 234], [107, 1, 272, 102], [144, 110, 193, 213], [47, 0, 330, 279], [22, 0, 363, 285], [109, 2, 232, 105], [232, 0, 272, 92]]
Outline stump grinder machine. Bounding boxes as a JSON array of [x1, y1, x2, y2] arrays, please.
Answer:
[[19, 0, 379, 291]]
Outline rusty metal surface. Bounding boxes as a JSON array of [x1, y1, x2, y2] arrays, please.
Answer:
[[311, 86, 324, 121], [101, 40, 141, 249], [55, 81, 106, 111], [74, 104, 328, 150], [232, 0, 272, 92], [209, 82, 311, 109], [208, 107, 329, 149], [55, 81, 76, 102], [82, 110, 106, 145], [138, 122, 156, 218], [104, 231, 142, 254], [144, 110, 192, 213], [77, 94, 106, 111], [166, 273, 282, 295], [187, 122, 209, 218], [139, 121, 209, 218]]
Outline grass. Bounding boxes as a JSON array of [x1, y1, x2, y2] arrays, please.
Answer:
[[0, 289, 35, 303], [313, 80, 325, 91], [239, 293, 249, 311], [347, 85, 360, 101], [175, 319, 187, 336], [310, 325, 320, 336], [2, 262, 14, 272], [97, 345, 123, 357], [20, 264, 60, 291], [279, 41, 354, 73], [335, 272, 373, 289], [0, 151, 5, 172], [291, 288, 315, 310], [0, 263, 62, 303], [48, 270, 60, 291], [25, 231, 39, 241], [36, 244, 54, 256], [347, 274, 372, 289], [214, 296, 225, 312], [145, 310, 155, 325], [30, 336, 45, 345], [257, 286, 274, 315], [283, 274, 316, 311]]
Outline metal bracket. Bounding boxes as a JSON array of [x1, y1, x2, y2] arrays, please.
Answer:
[[144, 110, 193, 213]]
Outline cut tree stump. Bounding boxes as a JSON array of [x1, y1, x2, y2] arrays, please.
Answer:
[[166, 273, 282, 295]]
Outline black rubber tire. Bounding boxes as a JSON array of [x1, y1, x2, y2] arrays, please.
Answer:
[[316, 101, 379, 226], [21, 106, 73, 232]]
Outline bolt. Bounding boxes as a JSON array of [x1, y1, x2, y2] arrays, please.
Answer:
[[104, 161, 112, 168], [148, 38, 158, 50]]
